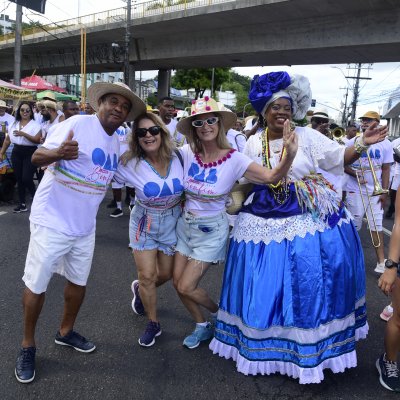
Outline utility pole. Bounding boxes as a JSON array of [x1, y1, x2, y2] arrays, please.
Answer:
[[341, 86, 349, 126], [124, 0, 131, 87], [14, 4, 22, 85], [346, 63, 372, 123]]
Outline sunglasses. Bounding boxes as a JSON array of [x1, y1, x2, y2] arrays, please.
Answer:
[[20, 108, 31, 113], [136, 126, 161, 138], [191, 117, 219, 128], [313, 118, 328, 125]]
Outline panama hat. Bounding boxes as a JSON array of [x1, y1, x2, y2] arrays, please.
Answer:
[[43, 100, 57, 110], [177, 97, 237, 135], [87, 82, 146, 121], [360, 111, 380, 122], [311, 109, 329, 120], [0, 100, 7, 108]]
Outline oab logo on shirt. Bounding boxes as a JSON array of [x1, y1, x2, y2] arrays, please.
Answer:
[[188, 163, 217, 184], [85, 148, 118, 184]]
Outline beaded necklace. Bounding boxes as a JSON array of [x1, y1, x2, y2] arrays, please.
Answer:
[[195, 148, 235, 168], [261, 127, 290, 204]]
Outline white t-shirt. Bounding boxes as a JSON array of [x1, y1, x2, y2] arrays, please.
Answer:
[[115, 124, 131, 154], [392, 137, 400, 177], [114, 152, 184, 210], [0, 112, 15, 133], [166, 118, 186, 146], [345, 137, 393, 193], [181, 144, 252, 216], [42, 114, 63, 139], [226, 129, 246, 152], [9, 119, 41, 146], [30, 115, 119, 236]]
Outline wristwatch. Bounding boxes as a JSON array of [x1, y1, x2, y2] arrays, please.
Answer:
[[385, 259, 399, 269]]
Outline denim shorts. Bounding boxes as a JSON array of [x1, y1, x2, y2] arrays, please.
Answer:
[[129, 203, 182, 256], [175, 211, 229, 263]]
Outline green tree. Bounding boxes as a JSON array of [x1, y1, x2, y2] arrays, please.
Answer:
[[172, 68, 230, 99], [221, 71, 254, 116]]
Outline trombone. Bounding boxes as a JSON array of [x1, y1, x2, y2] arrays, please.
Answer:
[[355, 143, 388, 248], [332, 127, 346, 145]]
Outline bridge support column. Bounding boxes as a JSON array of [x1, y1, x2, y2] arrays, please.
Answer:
[[157, 69, 171, 100], [128, 64, 136, 92]]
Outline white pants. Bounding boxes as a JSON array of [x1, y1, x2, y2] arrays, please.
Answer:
[[346, 191, 383, 231]]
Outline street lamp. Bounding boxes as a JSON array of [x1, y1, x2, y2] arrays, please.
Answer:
[[242, 102, 251, 118]]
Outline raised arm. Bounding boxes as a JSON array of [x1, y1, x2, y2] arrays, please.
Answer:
[[243, 120, 297, 184], [32, 130, 78, 167]]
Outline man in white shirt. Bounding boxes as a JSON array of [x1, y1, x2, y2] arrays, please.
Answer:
[[14, 82, 146, 384], [0, 99, 15, 138], [158, 96, 185, 146], [345, 111, 393, 273]]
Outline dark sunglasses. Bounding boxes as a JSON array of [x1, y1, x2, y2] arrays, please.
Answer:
[[313, 118, 328, 125], [136, 125, 161, 138], [20, 108, 31, 112], [191, 117, 219, 128]]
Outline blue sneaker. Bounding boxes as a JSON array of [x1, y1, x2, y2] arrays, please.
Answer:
[[376, 353, 400, 392], [131, 280, 145, 316], [138, 320, 162, 347], [183, 323, 214, 349], [15, 346, 36, 383], [55, 330, 96, 353]]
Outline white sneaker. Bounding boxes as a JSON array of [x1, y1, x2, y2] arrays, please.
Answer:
[[374, 259, 387, 274]]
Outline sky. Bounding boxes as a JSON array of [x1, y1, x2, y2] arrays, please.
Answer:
[[3, 0, 400, 121]]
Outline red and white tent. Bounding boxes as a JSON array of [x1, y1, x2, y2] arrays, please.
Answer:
[[21, 75, 58, 91]]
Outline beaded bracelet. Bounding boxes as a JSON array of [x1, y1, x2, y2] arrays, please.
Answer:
[[354, 136, 369, 154]]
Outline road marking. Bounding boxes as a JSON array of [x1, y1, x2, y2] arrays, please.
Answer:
[[363, 217, 392, 237], [0, 211, 7, 216]]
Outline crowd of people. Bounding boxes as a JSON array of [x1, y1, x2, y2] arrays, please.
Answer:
[[1, 72, 400, 392]]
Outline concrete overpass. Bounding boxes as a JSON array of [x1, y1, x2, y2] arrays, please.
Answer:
[[0, 0, 399, 80]]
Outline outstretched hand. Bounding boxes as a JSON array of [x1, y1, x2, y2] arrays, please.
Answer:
[[363, 121, 388, 145], [283, 119, 298, 159], [58, 130, 78, 160]]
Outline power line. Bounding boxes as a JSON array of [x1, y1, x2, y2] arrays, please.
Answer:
[[0, 2, 11, 15]]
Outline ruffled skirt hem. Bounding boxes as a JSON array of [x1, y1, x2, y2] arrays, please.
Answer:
[[209, 323, 369, 384]]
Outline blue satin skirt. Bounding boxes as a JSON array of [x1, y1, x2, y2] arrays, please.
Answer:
[[211, 216, 367, 379]]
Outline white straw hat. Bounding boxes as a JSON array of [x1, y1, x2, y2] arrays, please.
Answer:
[[87, 82, 146, 121]]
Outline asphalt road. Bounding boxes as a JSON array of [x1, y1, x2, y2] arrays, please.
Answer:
[[0, 192, 398, 400]]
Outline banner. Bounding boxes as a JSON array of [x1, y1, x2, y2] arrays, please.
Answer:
[[0, 86, 34, 100], [9, 1, 46, 14]]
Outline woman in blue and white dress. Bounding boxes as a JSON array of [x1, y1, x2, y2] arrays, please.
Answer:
[[210, 71, 388, 384]]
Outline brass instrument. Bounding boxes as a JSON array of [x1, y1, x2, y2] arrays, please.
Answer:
[[355, 143, 388, 248], [332, 127, 346, 144]]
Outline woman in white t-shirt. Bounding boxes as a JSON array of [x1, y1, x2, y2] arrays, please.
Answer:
[[0, 102, 41, 212], [172, 97, 298, 350], [113, 111, 184, 347]]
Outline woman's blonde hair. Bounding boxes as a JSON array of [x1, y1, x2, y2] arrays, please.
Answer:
[[129, 112, 175, 166], [185, 113, 231, 153]]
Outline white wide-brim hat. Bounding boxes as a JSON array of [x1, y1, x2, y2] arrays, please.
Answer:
[[87, 82, 146, 121], [177, 97, 237, 135]]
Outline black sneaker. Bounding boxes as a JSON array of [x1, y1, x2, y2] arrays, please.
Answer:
[[55, 330, 96, 353], [131, 280, 145, 316], [110, 208, 123, 218], [138, 321, 161, 347], [15, 346, 36, 383], [106, 199, 117, 208], [13, 204, 28, 213], [376, 353, 400, 392]]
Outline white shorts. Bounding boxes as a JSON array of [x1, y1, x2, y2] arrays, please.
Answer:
[[391, 175, 400, 191], [23, 223, 96, 294], [346, 191, 383, 231]]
